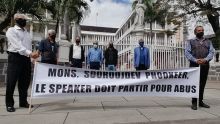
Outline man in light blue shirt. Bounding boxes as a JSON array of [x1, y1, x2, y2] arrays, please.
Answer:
[[87, 41, 103, 70]]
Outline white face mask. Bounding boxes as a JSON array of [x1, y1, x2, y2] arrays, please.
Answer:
[[93, 44, 98, 48]]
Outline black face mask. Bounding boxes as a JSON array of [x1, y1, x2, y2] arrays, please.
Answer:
[[16, 19, 26, 27], [50, 35, 56, 40], [109, 44, 113, 48], [76, 40, 80, 44], [196, 32, 204, 38]]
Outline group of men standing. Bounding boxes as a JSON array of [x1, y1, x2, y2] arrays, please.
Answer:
[[68, 37, 150, 71], [69, 36, 118, 70], [4, 13, 215, 112]]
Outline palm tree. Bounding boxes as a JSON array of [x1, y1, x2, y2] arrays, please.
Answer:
[[0, 0, 53, 33], [0, 0, 90, 40], [48, 0, 89, 40]]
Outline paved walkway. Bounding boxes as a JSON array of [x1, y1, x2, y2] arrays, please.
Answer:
[[0, 81, 220, 124]]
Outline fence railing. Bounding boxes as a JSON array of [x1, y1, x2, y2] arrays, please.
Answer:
[[214, 50, 220, 64], [81, 41, 188, 71]]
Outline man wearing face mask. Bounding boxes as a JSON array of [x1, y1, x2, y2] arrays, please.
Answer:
[[134, 39, 150, 70], [5, 13, 39, 112], [87, 41, 103, 70], [38, 29, 58, 64], [104, 42, 118, 71], [185, 26, 215, 110], [69, 36, 85, 68]]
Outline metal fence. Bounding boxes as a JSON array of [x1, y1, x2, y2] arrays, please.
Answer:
[[81, 42, 189, 71]]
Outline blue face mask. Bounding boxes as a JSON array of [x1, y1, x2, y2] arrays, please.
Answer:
[[139, 42, 144, 47], [93, 44, 98, 48]]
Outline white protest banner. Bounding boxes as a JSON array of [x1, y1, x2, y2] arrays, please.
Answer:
[[31, 63, 200, 98]]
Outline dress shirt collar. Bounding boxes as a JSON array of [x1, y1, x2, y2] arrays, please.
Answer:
[[14, 25, 26, 31], [195, 37, 206, 42], [73, 43, 81, 46]]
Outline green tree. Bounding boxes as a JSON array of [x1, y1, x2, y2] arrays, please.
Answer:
[[48, 0, 89, 39], [0, 0, 90, 41], [173, 0, 220, 49], [0, 0, 53, 33]]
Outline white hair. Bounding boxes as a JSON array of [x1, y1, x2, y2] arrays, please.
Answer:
[[60, 34, 67, 40], [48, 29, 56, 35], [75, 36, 80, 40], [14, 13, 27, 20]]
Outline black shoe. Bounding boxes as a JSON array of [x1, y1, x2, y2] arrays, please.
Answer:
[[6, 106, 16, 112], [191, 104, 197, 110], [199, 102, 210, 108], [19, 103, 33, 108]]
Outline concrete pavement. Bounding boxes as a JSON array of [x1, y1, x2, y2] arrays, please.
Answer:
[[0, 81, 220, 124]]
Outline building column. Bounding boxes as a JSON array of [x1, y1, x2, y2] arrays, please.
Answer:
[[71, 22, 76, 43], [44, 24, 48, 38], [58, 22, 62, 40], [154, 33, 157, 45], [29, 22, 33, 40], [164, 33, 168, 45]]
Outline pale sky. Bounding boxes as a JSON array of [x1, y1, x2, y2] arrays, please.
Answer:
[[81, 0, 133, 28]]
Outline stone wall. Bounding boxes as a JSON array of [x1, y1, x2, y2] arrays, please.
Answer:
[[208, 64, 220, 81]]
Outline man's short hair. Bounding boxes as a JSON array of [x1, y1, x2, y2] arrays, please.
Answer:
[[139, 39, 144, 43], [60, 34, 67, 40], [76, 36, 80, 40], [14, 13, 27, 20], [194, 26, 204, 34], [48, 29, 56, 35]]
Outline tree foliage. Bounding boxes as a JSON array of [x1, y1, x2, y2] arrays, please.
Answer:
[[48, 0, 89, 24], [45, 0, 89, 39], [0, 0, 90, 34], [134, 0, 220, 48], [0, 0, 53, 33], [172, 0, 220, 48]]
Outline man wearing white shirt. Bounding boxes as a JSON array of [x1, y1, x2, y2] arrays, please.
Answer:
[[69, 36, 85, 68], [5, 13, 38, 112]]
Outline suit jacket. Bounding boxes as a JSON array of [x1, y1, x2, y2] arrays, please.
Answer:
[[134, 47, 150, 69]]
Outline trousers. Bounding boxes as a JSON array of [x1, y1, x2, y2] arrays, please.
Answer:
[[6, 52, 31, 107], [190, 62, 209, 104]]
